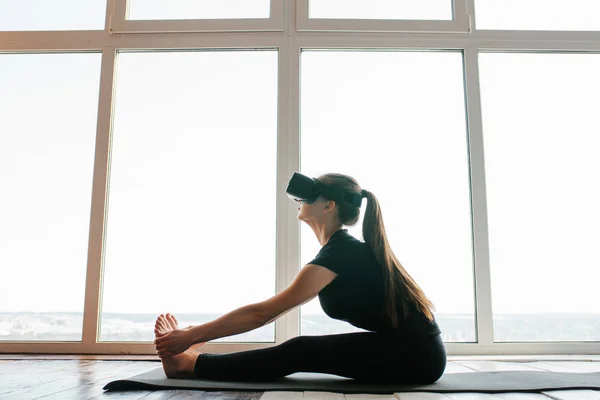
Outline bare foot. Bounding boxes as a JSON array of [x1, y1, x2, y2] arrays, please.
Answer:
[[154, 313, 205, 354], [159, 348, 199, 379], [154, 313, 181, 337], [154, 313, 198, 379]]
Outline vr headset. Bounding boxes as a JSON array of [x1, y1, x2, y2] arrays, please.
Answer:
[[285, 172, 363, 208]]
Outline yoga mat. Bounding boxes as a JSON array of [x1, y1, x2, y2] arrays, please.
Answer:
[[104, 368, 600, 394]]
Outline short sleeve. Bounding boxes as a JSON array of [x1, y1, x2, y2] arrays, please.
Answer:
[[307, 245, 345, 275]]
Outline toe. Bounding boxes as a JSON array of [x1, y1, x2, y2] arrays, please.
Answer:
[[166, 314, 178, 329]]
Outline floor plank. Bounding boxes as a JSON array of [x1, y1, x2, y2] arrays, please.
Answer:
[[138, 390, 191, 400], [542, 390, 600, 400], [395, 393, 451, 399], [38, 361, 157, 400], [444, 394, 551, 399], [212, 391, 263, 399], [344, 394, 397, 399], [4, 362, 120, 399], [1, 360, 96, 398], [260, 391, 304, 400], [444, 362, 477, 374], [91, 391, 151, 399], [518, 363, 576, 373], [303, 391, 346, 399], [447, 357, 600, 362], [142, 390, 209, 399]]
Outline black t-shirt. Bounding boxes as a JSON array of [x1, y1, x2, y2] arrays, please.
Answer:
[[308, 228, 441, 337]]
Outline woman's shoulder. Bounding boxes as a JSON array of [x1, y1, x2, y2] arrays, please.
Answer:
[[326, 234, 370, 255]]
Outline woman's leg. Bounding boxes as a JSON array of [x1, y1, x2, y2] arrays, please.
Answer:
[[154, 314, 446, 382], [193, 331, 447, 383]]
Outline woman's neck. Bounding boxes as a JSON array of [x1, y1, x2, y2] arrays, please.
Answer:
[[310, 223, 343, 246]]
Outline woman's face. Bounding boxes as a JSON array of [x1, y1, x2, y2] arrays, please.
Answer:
[[296, 197, 333, 222], [295, 199, 312, 222]]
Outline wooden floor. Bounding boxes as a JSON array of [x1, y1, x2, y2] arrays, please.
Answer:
[[1, 359, 599, 400]]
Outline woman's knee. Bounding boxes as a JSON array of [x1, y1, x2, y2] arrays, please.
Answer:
[[282, 335, 310, 347], [278, 335, 314, 356]]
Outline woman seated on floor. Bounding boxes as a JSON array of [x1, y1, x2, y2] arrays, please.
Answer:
[[153, 172, 446, 383]]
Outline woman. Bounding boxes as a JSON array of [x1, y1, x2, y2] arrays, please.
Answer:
[[153, 172, 446, 383]]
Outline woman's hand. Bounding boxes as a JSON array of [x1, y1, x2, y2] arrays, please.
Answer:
[[154, 328, 194, 357]]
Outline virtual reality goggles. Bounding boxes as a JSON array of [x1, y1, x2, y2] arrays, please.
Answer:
[[285, 172, 363, 208]]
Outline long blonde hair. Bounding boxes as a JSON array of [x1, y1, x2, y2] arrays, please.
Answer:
[[318, 173, 435, 327]]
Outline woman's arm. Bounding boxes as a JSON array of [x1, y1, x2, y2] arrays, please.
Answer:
[[186, 264, 338, 345], [186, 303, 265, 345]]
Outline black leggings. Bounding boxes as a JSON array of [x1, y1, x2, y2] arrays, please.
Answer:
[[194, 332, 446, 383]]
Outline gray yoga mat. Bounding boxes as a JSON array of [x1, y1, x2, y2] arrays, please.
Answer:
[[103, 368, 600, 394]]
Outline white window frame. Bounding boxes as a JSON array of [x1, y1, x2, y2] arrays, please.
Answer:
[[296, 0, 470, 33], [1, 0, 600, 356], [110, 0, 285, 33]]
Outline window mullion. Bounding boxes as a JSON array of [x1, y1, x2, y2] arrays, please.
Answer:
[[275, 29, 302, 344], [81, 47, 117, 349], [464, 0, 476, 32], [463, 45, 494, 346], [453, 0, 470, 32]]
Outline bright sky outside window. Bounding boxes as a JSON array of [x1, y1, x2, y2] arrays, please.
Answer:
[[309, 0, 452, 20], [0, 53, 102, 341], [0, 0, 106, 30], [99, 51, 278, 343], [479, 52, 600, 342], [475, 0, 600, 31], [127, 0, 270, 20], [299, 51, 475, 342]]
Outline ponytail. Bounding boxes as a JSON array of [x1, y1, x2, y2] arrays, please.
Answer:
[[362, 190, 435, 327]]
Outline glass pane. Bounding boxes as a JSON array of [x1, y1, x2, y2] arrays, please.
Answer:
[[0, 53, 102, 341], [479, 53, 600, 342], [309, 0, 452, 20], [0, 0, 107, 31], [475, 0, 600, 31], [300, 51, 475, 342], [127, 0, 270, 20], [100, 51, 277, 343]]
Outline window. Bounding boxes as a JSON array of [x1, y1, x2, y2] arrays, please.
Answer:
[[99, 50, 278, 343], [300, 51, 476, 342], [3, 0, 600, 357], [127, 0, 270, 20], [479, 52, 600, 341], [0, 53, 102, 341], [298, 0, 465, 33], [0, 0, 107, 31], [111, 0, 281, 34], [475, 0, 600, 31], [309, 0, 453, 20]]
